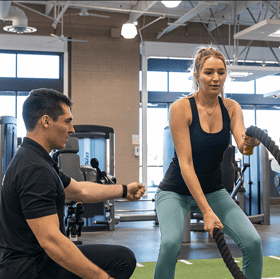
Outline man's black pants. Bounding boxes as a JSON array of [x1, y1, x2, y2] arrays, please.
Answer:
[[37, 244, 137, 279]]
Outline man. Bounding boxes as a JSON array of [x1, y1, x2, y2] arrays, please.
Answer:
[[0, 88, 145, 279]]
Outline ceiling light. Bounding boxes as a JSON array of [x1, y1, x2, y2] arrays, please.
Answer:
[[121, 22, 137, 39], [161, 1, 182, 8], [3, 25, 37, 34]]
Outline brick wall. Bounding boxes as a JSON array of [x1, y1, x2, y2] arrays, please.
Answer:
[[71, 38, 140, 184]]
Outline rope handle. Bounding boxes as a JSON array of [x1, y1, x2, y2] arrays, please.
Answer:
[[213, 227, 247, 279]]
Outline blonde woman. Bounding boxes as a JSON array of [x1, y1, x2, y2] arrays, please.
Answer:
[[154, 46, 262, 279]]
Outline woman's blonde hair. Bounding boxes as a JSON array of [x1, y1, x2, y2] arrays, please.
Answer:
[[191, 45, 227, 98]]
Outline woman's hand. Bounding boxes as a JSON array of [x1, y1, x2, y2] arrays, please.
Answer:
[[242, 131, 260, 155], [203, 211, 224, 238]]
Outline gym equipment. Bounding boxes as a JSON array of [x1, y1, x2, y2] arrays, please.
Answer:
[[0, 116, 17, 200], [71, 125, 116, 231], [54, 134, 116, 238], [213, 227, 247, 279], [65, 202, 85, 245], [114, 198, 158, 223]]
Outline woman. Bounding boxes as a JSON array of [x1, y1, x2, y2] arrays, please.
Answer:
[[154, 46, 262, 279]]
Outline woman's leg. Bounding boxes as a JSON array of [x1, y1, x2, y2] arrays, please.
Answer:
[[37, 244, 136, 279], [154, 189, 190, 279], [206, 189, 263, 279]]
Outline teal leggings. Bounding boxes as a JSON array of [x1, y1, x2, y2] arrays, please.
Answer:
[[154, 188, 263, 279]]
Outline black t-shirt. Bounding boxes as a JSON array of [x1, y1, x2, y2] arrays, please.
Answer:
[[0, 137, 71, 279]]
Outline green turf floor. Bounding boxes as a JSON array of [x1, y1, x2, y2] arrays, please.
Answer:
[[131, 256, 280, 279]]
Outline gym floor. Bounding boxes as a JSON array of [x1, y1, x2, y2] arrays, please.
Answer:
[[79, 189, 280, 264]]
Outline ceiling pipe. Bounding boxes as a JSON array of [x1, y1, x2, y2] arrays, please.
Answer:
[[0, 1, 36, 34]]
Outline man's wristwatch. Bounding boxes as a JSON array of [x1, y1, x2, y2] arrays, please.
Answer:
[[122, 184, 127, 198]]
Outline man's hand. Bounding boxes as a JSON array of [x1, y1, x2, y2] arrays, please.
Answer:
[[126, 182, 145, 201]]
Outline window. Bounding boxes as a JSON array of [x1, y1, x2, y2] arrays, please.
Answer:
[[147, 71, 168, 92], [169, 72, 192, 92], [256, 75, 280, 94], [139, 71, 168, 92], [139, 105, 168, 187], [0, 51, 64, 139], [0, 91, 29, 138], [17, 54, 60, 79], [224, 79, 255, 94], [257, 110, 280, 146], [0, 53, 16, 77]]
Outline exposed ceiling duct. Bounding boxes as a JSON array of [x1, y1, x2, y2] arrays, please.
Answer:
[[0, 1, 36, 34]]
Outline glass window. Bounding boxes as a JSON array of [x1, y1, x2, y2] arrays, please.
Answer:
[[257, 110, 280, 146], [139, 105, 169, 187], [232, 109, 255, 161], [0, 53, 16, 78], [0, 91, 28, 139], [17, 92, 29, 138], [224, 79, 255, 94], [147, 107, 168, 167], [169, 72, 192, 92], [17, 54, 60, 79], [243, 109, 255, 128], [147, 71, 168, 92], [256, 75, 280, 95], [0, 92, 16, 117]]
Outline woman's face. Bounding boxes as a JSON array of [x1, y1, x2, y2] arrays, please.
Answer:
[[196, 56, 226, 95]]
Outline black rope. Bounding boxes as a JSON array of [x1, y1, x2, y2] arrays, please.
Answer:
[[246, 125, 280, 164], [213, 227, 247, 279], [212, 126, 279, 278]]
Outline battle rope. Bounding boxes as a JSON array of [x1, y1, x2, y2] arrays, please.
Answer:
[[213, 227, 247, 279], [213, 125, 280, 278], [246, 125, 280, 164]]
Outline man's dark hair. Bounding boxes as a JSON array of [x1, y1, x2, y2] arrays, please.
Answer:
[[22, 88, 73, 131]]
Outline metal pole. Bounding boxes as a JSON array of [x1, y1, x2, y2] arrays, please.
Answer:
[[233, 1, 238, 65], [182, 211, 191, 243], [260, 144, 271, 225], [141, 43, 148, 194]]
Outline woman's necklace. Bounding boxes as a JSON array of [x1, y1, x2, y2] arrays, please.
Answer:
[[196, 93, 219, 116]]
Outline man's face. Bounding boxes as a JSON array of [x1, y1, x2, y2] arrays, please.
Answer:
[[48, 103, 75, 150]]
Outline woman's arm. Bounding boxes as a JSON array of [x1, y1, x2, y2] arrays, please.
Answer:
[[226, 99, 260, 155], [169, 99, 223, 237]]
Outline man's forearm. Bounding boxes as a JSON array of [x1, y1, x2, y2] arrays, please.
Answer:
[[77, 182, 124, 203]]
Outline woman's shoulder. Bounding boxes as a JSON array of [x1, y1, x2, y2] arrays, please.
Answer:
[[170, 96, 193, 124], [222, 97, 242, 119], [171, 95, 193, 112], [222, 97, 241, 109]]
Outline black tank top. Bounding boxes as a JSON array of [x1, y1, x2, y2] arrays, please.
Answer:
[[159, 96, 231, 195]]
